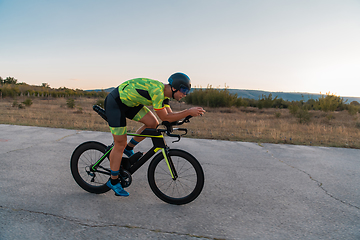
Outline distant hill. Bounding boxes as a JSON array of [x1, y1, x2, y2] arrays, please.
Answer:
[[86, 88, 360, 103], [226, 89, 360, 103], [87, 87, 115, 93]]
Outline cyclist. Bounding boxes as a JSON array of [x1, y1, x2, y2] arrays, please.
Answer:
[[104, 72, 205, 196]]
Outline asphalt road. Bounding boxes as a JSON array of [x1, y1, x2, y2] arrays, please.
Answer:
[[0, 124, 359, 240]]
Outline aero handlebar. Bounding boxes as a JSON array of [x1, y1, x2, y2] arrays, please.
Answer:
[[160, 116, 193, 142]]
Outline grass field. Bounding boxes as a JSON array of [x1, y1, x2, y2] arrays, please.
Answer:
[[1, 97, 360, 148]]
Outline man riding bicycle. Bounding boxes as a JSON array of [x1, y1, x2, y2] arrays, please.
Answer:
[[104, 72, 206, 196]]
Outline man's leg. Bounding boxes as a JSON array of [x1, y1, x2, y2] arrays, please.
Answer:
[[124, 111, 159, 156], [107, 134, 129, 196]]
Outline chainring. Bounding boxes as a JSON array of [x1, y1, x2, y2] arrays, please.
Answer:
[[119, 168, 132, 188]]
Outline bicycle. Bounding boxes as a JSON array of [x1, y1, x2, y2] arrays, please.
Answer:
[[70, 105, 205, 205]]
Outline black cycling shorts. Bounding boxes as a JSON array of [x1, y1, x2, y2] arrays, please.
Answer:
[[104, 87, 149, 135]]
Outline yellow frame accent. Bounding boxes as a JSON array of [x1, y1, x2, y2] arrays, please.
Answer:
[[162, 148, 174, 179], [154, 148, 162, 153], [127, 133, 163, 138]]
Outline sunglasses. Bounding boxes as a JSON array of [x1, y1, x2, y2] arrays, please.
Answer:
[[179, 86, 190, 95]]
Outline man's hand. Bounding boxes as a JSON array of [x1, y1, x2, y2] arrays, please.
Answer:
[[188, 107, 206, 117]]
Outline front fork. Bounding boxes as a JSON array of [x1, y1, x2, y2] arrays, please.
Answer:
[[161, 147, 178, 180]]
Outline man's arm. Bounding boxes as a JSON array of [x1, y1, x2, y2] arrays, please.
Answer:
[[165, 106, 172, 114], [155, 107, 205, 122]]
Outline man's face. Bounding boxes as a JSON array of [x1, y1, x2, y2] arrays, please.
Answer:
[[172, 87, 187, 101]]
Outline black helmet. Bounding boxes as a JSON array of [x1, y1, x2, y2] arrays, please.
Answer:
[[168, 72, 191, 95]]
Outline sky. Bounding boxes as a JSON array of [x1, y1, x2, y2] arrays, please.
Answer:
[[1, 0, 360, 97]]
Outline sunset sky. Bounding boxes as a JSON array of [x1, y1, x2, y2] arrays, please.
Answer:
[[1, 0, 359, 97]]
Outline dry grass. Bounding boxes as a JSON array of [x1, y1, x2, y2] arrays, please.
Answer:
[[186, 107, 360, 148], [1, 97, 360, 148]]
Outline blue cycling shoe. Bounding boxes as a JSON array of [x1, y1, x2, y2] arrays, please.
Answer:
[[106, 180, 129, 197], [123, 148, 134, 157]]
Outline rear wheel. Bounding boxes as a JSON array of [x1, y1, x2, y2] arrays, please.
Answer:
[[70, 141, 111, 194], [148, 149, 204, 205]]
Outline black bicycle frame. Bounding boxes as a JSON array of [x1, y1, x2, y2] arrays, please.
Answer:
[[90, 128, 178, 179]]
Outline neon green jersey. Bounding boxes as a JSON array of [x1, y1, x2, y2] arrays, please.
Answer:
[[118, 78, 170, 110]]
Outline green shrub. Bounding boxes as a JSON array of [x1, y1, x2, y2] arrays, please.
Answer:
[[185, 87, 237, 108], [296, 108, 311, 123], [258, 93, 277, 109], [234, 97, 248, 107], [12, 100, 18, 107], [22, 98, 33, 107], [288, 103, 300, 115], [350, 101, 360, 106], [246, 98, 258, 108], [306, 99, 316, 110], [317, 92, 344, 112], [66, 98, 75, 108], [275, 112, 281, 118], [273, 98, 290, 109], [289, 103, 310, 123], [348, 104, 359, 116]]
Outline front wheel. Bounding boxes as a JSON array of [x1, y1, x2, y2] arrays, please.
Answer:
[[148, 149, 204, 205]]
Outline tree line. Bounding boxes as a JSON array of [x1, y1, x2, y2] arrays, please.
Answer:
[[2, 76, 359, 116], [185, 86, 360, 114], [0, 76, 107, 98]]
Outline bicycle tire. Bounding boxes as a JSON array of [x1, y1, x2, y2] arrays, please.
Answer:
[[70, 141, 111, 194], [147, 149, 204, 205]]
